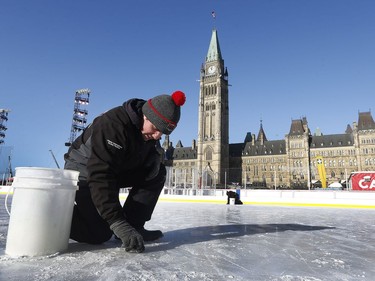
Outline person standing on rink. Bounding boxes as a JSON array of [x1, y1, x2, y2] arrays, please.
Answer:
[[64, 90, 186, 253]]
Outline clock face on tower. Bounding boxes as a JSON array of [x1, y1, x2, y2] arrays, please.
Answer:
[[207, 65, 216, 74]]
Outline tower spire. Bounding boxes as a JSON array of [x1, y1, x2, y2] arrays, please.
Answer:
[[206, 29, 222, 62], [257, 119, 267, 144]]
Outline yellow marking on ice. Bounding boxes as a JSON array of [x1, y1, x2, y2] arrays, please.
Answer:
[[242, 201, 375, 209]]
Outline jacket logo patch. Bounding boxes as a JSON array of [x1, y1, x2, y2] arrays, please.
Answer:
[[107, 139, 123, 150]]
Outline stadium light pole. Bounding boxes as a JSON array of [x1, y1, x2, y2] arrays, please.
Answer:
[[0, 109, 10, 145], [65, 89, 91, 147], [0, 109, 11, 184]]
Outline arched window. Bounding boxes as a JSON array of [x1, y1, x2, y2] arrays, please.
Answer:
[[205, 147, 213, 161]]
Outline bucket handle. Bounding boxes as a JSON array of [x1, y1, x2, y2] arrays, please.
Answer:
[[5, 185, 14, 216]]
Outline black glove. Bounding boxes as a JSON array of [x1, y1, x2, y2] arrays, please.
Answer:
[[110, 220, 145, 253]]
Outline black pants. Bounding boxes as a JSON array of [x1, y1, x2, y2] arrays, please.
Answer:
[[70, 165, 166, 244]]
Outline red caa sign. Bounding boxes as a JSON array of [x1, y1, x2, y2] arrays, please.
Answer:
[[351, 172, 375, 191]]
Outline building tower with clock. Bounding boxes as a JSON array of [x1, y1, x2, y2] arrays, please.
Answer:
[[197, 29, 230, 187]]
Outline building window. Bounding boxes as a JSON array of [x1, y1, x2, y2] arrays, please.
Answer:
[[205, 148, 212, 161]]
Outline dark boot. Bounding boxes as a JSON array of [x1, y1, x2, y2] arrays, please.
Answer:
[[136, 227, 163, 241], [114, 227, 163, 242]]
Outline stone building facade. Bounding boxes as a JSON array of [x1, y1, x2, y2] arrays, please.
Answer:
[[162, 29, 375, 189]]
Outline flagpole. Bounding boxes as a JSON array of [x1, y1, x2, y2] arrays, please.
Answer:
[[211, 11, 216, 29]]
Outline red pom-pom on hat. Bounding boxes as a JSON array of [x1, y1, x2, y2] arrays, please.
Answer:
[[171, 91, 186, 106]]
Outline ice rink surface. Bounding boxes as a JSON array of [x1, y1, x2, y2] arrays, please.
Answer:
[[1, 194, 375, 281]]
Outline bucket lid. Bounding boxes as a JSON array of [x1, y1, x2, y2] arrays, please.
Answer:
[[15, 167, 79, 181]]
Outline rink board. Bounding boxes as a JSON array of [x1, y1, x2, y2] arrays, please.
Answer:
[[121, 189, 375, 209], [3, 185, 375, 209]]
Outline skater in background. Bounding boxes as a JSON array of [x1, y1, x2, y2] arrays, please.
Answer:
[[64, 90, 186, 253], [226, 190, 243, 205]]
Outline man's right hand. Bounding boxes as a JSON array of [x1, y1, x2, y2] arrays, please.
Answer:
[[110, 220, 145, 253]]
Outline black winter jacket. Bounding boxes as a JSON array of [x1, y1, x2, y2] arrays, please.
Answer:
[[64, 99, 162, 225]]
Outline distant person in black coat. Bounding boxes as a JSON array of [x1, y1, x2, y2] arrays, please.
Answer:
[[226, 190, 243, 205]]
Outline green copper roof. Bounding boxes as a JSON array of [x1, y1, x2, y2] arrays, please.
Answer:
[[206, 29, 222, 62]]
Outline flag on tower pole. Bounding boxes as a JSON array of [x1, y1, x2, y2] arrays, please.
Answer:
[[211, 11, 216, 19], [316, 156, 327, 188]]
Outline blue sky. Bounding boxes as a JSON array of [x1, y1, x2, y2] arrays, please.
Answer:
[[1, 0, 374, 171]]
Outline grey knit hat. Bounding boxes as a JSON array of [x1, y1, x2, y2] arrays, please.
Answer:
[[142, 91, 186, 135]]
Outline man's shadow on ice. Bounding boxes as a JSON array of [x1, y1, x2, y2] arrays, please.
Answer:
[[66, 223, 334, 253], [147, 223, 335, 252]]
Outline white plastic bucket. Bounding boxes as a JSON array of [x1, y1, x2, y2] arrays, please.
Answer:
[[229, 198, 235, 205], [5, 167, 79, 257]]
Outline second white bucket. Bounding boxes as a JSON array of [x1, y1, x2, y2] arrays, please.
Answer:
[[5, 167, 79, 257]]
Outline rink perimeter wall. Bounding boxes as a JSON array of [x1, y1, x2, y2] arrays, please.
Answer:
[[136, 188, 375, 209], [2, 185, 375, 209]]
